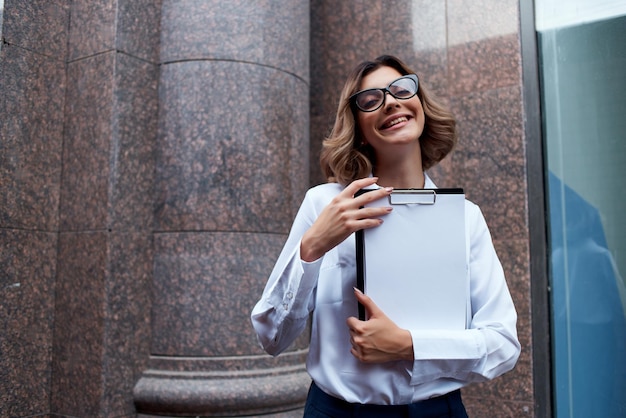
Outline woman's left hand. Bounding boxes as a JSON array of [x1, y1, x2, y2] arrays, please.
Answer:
[[346, 288, 414, 363]]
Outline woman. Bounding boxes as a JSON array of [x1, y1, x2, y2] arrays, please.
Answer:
[[251, 55, 520, 417]]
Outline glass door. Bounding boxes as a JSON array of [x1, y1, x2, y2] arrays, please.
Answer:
[[536, 2, 626, 416]]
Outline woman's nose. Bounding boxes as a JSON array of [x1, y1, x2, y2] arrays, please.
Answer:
[[383, 91, 400, 110]]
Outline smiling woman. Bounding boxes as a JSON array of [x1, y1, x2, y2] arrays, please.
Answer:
[[251, 54, 521, 418], [321, 56, 456, 186]]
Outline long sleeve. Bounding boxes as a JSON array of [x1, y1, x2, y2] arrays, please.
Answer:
[[251, 185, 339, 356], [408, 202, 521, 385]]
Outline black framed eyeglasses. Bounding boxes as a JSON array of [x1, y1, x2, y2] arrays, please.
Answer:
[[350, 74, 419, 112]]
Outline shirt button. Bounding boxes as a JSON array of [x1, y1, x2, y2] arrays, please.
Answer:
[[286, 292, 293, 300], [283, 303, 289, 310]]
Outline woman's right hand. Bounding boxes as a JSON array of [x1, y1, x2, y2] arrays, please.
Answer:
[[300, 177, 393, 262]]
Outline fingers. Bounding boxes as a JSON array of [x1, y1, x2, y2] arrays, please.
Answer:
[[345, 288, 381, 331], [353, 287, 382, 318], [343, 177, 393, 203], [343, 178, 393, 225], [332, 178, 392, 229], [343, 177, 380, 195], [301, 177, 391, 262], [346, 322, 365, 361], [350, 341, 363, 360]]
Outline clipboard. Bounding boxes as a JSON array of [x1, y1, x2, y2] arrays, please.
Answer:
[[355, 188, 468, 330]]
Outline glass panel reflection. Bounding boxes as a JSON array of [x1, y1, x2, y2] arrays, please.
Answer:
[[537, 6, 626, 416]]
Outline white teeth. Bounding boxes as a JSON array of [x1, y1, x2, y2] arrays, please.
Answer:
[[384, 116, 408, 128]]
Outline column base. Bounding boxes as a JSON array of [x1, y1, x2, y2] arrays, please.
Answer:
[[134, 355, 310, 417]]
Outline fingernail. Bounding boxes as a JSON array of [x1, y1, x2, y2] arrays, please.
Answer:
[[353, 287, 363, 294]]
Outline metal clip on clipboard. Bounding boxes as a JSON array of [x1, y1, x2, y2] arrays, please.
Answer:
[[388, 189, 436, 205]]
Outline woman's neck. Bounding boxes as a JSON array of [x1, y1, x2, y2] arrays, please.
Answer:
[[374, 161, 425, 189], [372, 139, 424, 188]]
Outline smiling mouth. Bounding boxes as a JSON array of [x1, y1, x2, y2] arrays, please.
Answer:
[[382, 116, 409, 129]]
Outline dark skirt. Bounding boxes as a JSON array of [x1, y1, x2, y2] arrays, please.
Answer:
[[303, 382, 469, 418]]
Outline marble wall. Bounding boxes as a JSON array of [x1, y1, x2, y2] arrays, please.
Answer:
[[1, 0, 160, 416], [52, 0, 160, 415], [1, 0, 534, 417], [1, 1, 69, 415]]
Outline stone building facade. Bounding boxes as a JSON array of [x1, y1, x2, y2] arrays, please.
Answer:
[[1, 1, 539, 416]]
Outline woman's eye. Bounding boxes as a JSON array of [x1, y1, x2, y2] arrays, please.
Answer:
[[390, 86, 411, 97], [359, 92, 382, 109]]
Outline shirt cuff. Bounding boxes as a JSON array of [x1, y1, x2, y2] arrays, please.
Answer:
[[267, 245, 323, 320], [408, 328, 483, 385]]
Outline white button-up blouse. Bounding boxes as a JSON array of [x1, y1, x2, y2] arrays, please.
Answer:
[[251, 175, 520, 405]]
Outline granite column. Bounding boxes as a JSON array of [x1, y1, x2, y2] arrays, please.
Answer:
[[134, 1, 311, 416]]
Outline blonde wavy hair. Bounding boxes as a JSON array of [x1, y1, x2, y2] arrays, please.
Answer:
[[320, 55, 457, 185]]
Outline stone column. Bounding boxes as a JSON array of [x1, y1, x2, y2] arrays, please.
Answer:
[[134, 1, 311, 416]]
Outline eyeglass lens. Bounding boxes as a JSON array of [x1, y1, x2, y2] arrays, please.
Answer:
[[353, 75, 418, 112]]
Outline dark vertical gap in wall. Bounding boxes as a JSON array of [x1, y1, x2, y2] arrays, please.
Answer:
[[519, 0, 553, 417], [0, 1, 4, 47]]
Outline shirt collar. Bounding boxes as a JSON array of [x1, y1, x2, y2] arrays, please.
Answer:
[[424, 172, 437, 188]]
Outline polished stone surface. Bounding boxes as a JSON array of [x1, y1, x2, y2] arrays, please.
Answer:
[[59, 52, 115, 231], [51, 231, 153, 417], [116, 0, 162, 62], [107, 53, 159, 232], [67, 0, 116, 60], [134, 363, 310, 416], [160, 0, 309, 78], [0, 45, 65, 231], [103, 232, 153, 415], [53, 48, 157, 415], [139, 1, 312, 415], [1, 0, 70, 58], [447, 0, 520, 47], [464, 396, 534, 418], [60, 52, 158, 232], [154, 60, 309, 234], [139, 410, 306, 418], [152, 232, 310, 356], [67, 0, 161, 62], [0, 3, 67, 416], [449, 33, 522, 96], [52, 231, 107, 417], [450, 85, 526, 241], [0, 229, 56, 417]]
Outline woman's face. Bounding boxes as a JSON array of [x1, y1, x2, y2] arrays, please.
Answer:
[[355, 66, 425, 158]]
